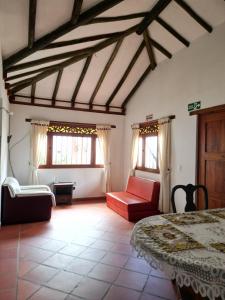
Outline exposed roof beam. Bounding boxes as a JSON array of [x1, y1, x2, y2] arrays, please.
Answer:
[[89, 39, 123, 106], [156, 16, 190, 47], [71, 0, 83, 24], [143, 30, 156, 69], [71, 56, 92, 107], [7, 26, 137, 73], [150, 37, 172, 59], [106, 41, 145, 107], [9, 24, 138, 94], [28, 0, 37, 48], [174, 0, 212, 33], [5, 65, 54, 81], [52, 69, 63, 106], [87, 12, 147, 24], [3, 0, 125, 70], [44, 31, 124, 50], [136, 0, 171, 35], [31, 83, 36, 104], [122, 65, 152, 108]]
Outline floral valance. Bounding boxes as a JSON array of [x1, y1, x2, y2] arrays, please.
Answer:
[[139, 123, 159, 135], [47, 124, 96, 135]]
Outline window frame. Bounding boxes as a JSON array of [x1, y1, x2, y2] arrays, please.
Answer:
[[39, 132, 104, 169], [136, 131, 159, 174]]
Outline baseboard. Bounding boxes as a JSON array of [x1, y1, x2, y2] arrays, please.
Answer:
[[72, 196, 106, 203]]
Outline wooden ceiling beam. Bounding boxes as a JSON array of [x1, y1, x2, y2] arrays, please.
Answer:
[[5, 65, 54, 81], [71, 56, 92, 107], [9, 24, 138, 94], [143, 30, 156, 69], [52, 69, 63, 106], [71, 0, 83, 24], [89, 39, 123, 106], [136, 0, 171, 35], [122, 65, 152, 108], [150, 37, 172, 59], [31, 83, 36, 104], [44, 31, 124, 50], [105, 41, 145, 107], [7, 25, 138, 73], [87, 12, 147, 24], [174, 0, 212, 33], [28, 0, 37, 48], [156, 16, 190, 47], [3, 0, 125, 70]]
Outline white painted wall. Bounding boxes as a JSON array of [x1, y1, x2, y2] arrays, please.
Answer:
[[124, 22, 225, 211], [9, 104, 125, 198]]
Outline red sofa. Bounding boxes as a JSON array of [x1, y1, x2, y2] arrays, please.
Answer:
[[106, 176, 160, 222]]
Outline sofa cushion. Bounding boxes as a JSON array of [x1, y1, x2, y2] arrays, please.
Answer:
[[107, 192, 157, 212], [126, 176, 160, 203]]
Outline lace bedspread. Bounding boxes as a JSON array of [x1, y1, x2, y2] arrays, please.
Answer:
[[131, 209, 225, 300]]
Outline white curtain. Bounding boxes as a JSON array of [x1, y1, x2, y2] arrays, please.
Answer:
[[29, 120, 49, 184], [158, 117, 171, 213], [96, 125, 112, 193], [129, 124, 140, 176]]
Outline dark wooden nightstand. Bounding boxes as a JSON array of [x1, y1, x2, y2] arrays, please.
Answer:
[[53, 182, 75, 205]]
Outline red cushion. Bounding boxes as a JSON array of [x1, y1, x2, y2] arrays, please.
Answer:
[[126, 176, 160, 203]]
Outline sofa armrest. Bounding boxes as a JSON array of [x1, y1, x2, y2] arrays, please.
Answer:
[[21, 185, 51, 192], [16, 190, 56, 206]]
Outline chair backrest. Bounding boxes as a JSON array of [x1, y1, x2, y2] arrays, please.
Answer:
[[3, 177, 21, 197], [171, 184, 208, 213]]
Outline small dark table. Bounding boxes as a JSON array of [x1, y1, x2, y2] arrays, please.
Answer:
[[53, 182, 75, 205]]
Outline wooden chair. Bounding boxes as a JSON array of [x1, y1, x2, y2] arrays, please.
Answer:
[[171, 184, 208, 213]]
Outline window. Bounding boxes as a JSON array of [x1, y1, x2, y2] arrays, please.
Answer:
[[40, 123, 104, 168], [136, 124, 159, 173]]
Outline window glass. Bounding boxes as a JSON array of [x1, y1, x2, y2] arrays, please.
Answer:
[[145, 136, 157, 169], [137, 137, 143, 167]]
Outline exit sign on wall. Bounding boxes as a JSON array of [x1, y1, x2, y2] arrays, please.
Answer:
[[188, 101, 201, 112]]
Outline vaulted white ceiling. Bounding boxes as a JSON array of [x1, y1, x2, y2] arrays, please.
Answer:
[[0, 0, 225, 114]]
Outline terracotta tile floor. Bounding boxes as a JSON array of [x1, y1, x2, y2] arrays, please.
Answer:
[[0, 200, 178, 300]]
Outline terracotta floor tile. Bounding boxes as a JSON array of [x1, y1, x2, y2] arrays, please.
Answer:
[[38, 240, 67, 252], [88, 263, 121, 282], [72, 236, 96, 247], [0, 258, 17, 273], [59, 244, 86, 257], [72, 277, 110, 300], [101, 252, 129, 268], [19, 245, 54, 263], [0, 247, 17, 259], [0, 273, 17, 290], [17, 279, 40, 300], [91, 240, 114, 251], [20, 236, 49, 248], [18, 259, 38, 277], [144, 276, 177, 300], [115, 269, 148, 291], [104, 285, 141, 300], [84, 229, 105, 238], [79, 248, 106, 262], [23, 265, 58, 284], [65, 257, 96, 275], [43, 253, 74, 269], [111, 243, 133, 255], [140, 293, 165, 300], [65, 295, 82, 300], [30, 287, 67, 300], [125, 257, 152, 274], [150, 268, 170, 279], [0, 288, 16, 300], [46, 270, 83, 293]]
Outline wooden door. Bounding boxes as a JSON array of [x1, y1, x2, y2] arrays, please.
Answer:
[[198, 110, 225, 209]]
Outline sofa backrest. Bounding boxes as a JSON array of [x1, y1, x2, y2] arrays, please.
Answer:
[[3, 177, 21, 198], [126, 176, 160, 204]]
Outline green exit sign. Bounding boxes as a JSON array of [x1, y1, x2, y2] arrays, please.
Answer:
[[188, 101, 201, 112]]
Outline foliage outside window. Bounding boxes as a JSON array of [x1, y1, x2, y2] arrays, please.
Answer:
[[40, 123, 104, 168], [136, 122, 159, 173]]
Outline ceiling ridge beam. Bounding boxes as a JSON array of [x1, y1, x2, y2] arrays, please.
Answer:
[[174, 0, 212, 33], [156, 16, 190, 47], [136, 0, 171, 35], [143, 30, 157, 69], [44, 31, 124, 50], [28, 0, 37, 48], [122, 65, 152, 108], [3, 0, 125, 70], [89, 39, 123, 106], [71, 0, 83, 24], [71, 55, 92, 107], [105, 41, 145, 107], [9, 24, 139, 94], [52, 69, 63, 106]]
